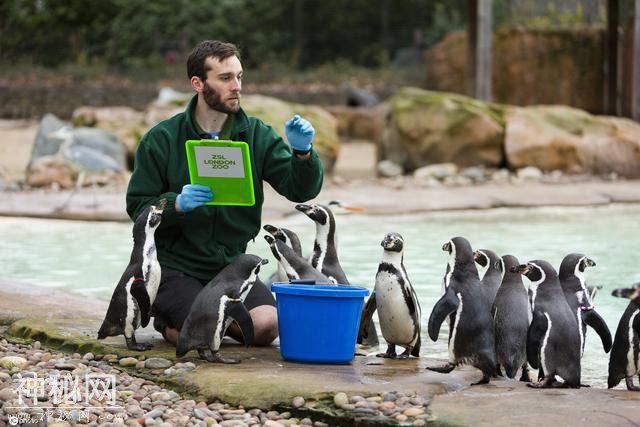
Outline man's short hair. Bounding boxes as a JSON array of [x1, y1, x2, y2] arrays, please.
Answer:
[[187, 40, 240, 81]]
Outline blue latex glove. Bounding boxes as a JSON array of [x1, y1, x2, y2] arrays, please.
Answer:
[[284, 115, 315, 153], [176, 184, 213, 213]]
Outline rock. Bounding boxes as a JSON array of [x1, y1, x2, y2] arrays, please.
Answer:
[[333, 392, 349, 407], [143, 358, 172, 369], [150, 391, 171, 402], [119, 357, 139, 367], [0, 356, 27, 370], [32, 340, 41, 349], [403, 407, 425, 417], [292, 396, 305, 408], [517, 166, 543, 180], [413, 420, 426, 426], [380, 88, 505, 172], [324, 104, 387, 140], [413, 163, 458, 180], [505, 105, 640, 178], [241, 94, 340, 173], [263, 421, 284, 427], [82, 352, 94, 361], [0, 388, 18, 401], [377, 160, 403, 177], [26, 155, 76, 188]]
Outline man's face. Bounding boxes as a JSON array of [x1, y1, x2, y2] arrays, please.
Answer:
[[201, 55, 243, 114]]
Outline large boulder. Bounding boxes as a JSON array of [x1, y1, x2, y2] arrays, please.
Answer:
[[141, 92, 340, 173], [380, 87, 505, 172], [72, 106, 146, 155], [505, 106, 640, 177], [26, 114, 128, 188], [325, 104, 388, 142], [231, 94, 340, 173]]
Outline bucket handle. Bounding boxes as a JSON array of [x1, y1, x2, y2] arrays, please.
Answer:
[[288, 279, 317, 285]]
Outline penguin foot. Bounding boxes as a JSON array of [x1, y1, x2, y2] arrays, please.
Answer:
[[527, 375, 555, 389], [625, 377, 640, 391], [198, 349, 240, 364], [376, 345, 397, 359], [470, 374, 491, 386], [519, 366, 531, 382], [125, 336, 153, 351], [397, 347, 413, 359], [426, 363, 455, 373]]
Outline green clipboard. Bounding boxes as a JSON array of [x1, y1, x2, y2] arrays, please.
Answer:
[[185, 139, 255, 206]]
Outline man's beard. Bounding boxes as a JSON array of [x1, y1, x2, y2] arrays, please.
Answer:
[[202, 83, 240, 114]]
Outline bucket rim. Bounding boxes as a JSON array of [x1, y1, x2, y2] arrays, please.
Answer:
[[272, 283, 369, 297]]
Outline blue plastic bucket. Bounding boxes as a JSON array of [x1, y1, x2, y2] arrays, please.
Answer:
[[272, 283, 369, 363]]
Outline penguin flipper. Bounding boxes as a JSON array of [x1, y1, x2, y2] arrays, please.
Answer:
[[581, 309, 612, 353], [227, 302, 254, 347], [527, 311, 547, 370], [130, 279, 151, 327], [428, 286, 459, 342], [357, 292, 377, 344]]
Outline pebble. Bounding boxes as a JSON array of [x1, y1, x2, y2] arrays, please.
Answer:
[[0, 387, 18, 400], [144, 357, 172, 369], [0, 356, 27, 369], [33, 340, 41, 349], [333, 392, 348, 407], [292, 396, 305, 408], [119, 357, 139, 367]]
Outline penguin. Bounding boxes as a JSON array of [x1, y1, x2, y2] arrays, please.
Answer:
[[427, 236, 497, 385], [473, 248, 502, 308], [98, 200, 166, 350], [607, 282, 640, 391], [263, 234, 332, 284], [263, 224, 303, 286], [358, 233, 420, 358], [558, 253, 612, 356], [512, 260, 582, 388], [492, 254, 530, 381], [176, 255, 267, 363], [294, 203, 348, 284]]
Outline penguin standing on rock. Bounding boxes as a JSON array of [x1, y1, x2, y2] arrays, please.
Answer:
[[263, 235, 332, 284], [98, 199, 166, 351], [176, 255, 267, 363], [512, 260, 582, 388], [474, 248, 502, 308], [427, 236, 497, 385], [558, 254, 612, 356], [492, 254, 530, 381], [608, 282, 640, 391], [359, 233, 421, 358]]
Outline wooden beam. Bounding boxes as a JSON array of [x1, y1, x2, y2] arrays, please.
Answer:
[[606, 0, 619, 115], [634, 0, 640, 121], [476, 0, 493, 101]]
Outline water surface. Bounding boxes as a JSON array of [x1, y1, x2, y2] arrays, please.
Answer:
[[2, 204, 639, 387]]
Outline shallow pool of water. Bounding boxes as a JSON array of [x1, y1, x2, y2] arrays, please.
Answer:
[[1, 204, 639, 388]]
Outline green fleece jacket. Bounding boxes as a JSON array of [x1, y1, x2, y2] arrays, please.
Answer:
[[126, 95, 324, 281]]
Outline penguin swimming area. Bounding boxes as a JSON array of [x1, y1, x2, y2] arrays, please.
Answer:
[[1, 203, 639, 388]]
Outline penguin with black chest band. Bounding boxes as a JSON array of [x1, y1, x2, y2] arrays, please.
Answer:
[[492, 254, 531, 381], [427, 236, 497, 385], [474, 248, 502, 308], [98, 199, 166, 351], [263, 224, 303, 286], [294, 203, 348, 284], [263, 235, 332, 284], [608, 282, 640, 391], [359, 233, 421, 358], [558, 253, 612, 356], [512, 260, 582, 388], [176, 255, 267, 364]]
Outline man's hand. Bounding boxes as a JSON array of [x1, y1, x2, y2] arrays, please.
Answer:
[[176, 184, 213, 214], [285, 115, 315, 154]]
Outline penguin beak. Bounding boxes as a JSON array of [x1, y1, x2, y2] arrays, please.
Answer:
[[264, 235, 274, 244], [511, 264, 531, 275], [442, 242, 451, 252], [156, 198, 167, 211], [260, 259, 269, 265], [612, 287, 633, 298], [263, 224, 277, 234], [295, 204, 312, 214], [585, 258, 596, 267]]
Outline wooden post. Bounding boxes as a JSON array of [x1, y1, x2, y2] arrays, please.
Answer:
[[476, 0, 493, 101], [633, 0, 640, 121], [467, 0, 478, 97], [467, 0, 492, 101], [606, 0, 619, 115]]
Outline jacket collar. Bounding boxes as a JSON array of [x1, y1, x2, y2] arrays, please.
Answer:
[[185, 94, 250, 140]]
